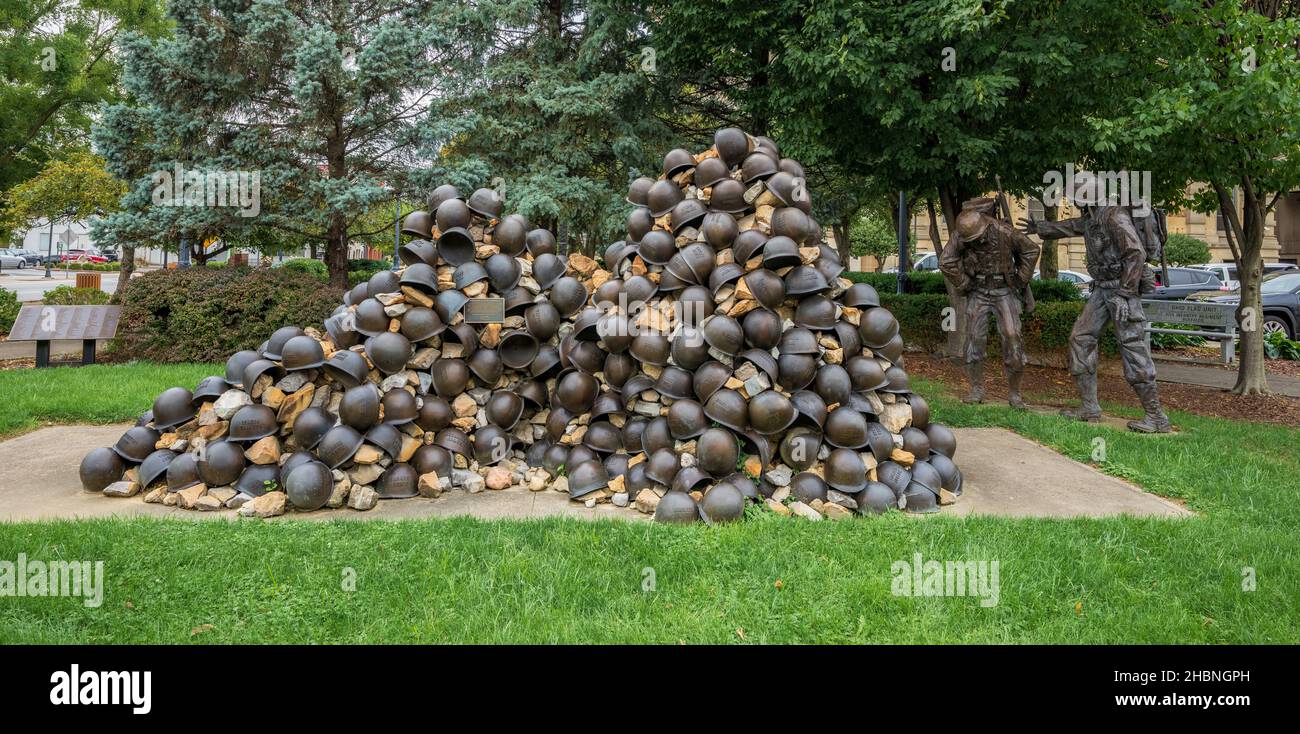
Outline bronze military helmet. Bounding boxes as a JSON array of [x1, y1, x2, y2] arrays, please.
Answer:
[[431, 358, 470, 398], [824, 406, 869, 449], [748, 390, 796, 435], [637, 229, 676, 266], [556, 370, 599, 414], [670, 198, 709, 235], [655, 365, 695, 400], [569, 460, 610, 499], [696, 428, 738, 478], [667, 399, 708, 439], [926, 423, 957, 458], [401, 210, 433, 239], [550, 277, 589, 317], [338, 384, 381, 431], [708, 262, 744, 295], [285, 460, 333, 511], [866, 422, 893, 463], [882, 365, 911, 394], [842, 282, 882, 308], [484, 253, 522, 292], [701, 314, 743, 355], [525, 227, 557, 256], [499, 329, 540, 370], [640, 417, 674, 455], [776, 353, 817, 391], [400, 307, 445, 342], [703, 388, 749, 432], [281, 335, 325, 371], [761, 235, 801, 269], [735, 348, 778, 384], [627, 176, 654, 206], [473, 425, 514, 466], [515, 379, 549, 411], [694, 157, 730, 189], [381, 388, 418, 426], [533, 253, 567, 290], [79, 447, 124, 492], [671, 326, 711, 370], [627, 207, 653, 241], [743, 269, 786, 310], [354, 297, 391, 337], [791, 471, 830, 503], [412, 444, 453, 479], [435, 197, 471, 231], [365, 332, 412, 375], [677, 285, 714, 327], [647, 179, 684, 217], [778, 326, 819, 355], [228, 404, 278, 442], [714, 127, 751, 167], [427, 183, 463, 211], [165, 453, 203, 492], [693, 361, 732, 403], [323, 350, 369, 389], [901, 426, 931, 457], [225, 350, 260, 388], [928, 452, 962, 495], [654, 491, 700, 524], [858, 481, 899, 514], [112, 426, 160, 463], [790, 390, 828, 429], [814, 364, 853, 405], [859, 307, 901, 349], [493, 215, 527, 255], [794, 294, 837, 330], [316, 425, 363, 469], [662, 147, 696, 178], [740, 151, 778, 184], [742, 308, 782, 350], [138, 448, 178, 489], [153, 386, 197, 430], [377, 463, 420, 499], [709, 178, 748, 214], [700, 482, 745, 523], [438, 226, 475, 265], [909, 395, 931, 429], [291, 407, 333, 451], [583, 421, 623, 455], [467, 187, 504, 219], [485, 390, 525, 430], [784, 265, 830, 298], [779, 427, 822, 471], [877, 461, 911, 495], [629, 333, 671, 366]]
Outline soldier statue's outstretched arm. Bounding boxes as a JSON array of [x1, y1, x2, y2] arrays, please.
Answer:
[[1022, 216, 1084, 240]]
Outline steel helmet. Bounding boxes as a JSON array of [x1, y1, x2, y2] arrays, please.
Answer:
[[227, 404, 277, 443], [910, 460, 943, 494], [640, 417, 674, 456], [654, 491, 700, 524], [703, 388, 749, 432], [877, 332, 905, 365], [523, 228, 555, 256], [673, 466, 712, 495], [583, 421, 622, 455], [289, 407, 332, 451], [713, 127, 751, 167], [662, 147, 696, 178], [858, 481, 898, 514], [436, 226, 474, 266], [790, 390, 828, 429], [926, 423, 957, 458], [649, 366, 690, 401], [739, 269, 782, 310], [700, 482, 745, 523], [365, 332, 412, 375], [367, 270, 401, 298], [399, 238, 439, 267], [485, 390, 525, 430], [643, 448, 679, 487], [814, 364, 853, 405], [533, 253, 567, 290], [353, 298, 389, 338], [776, 353, 818, 391], [667, 399, 708, 439], [877, 461, 911, 495], [282, 449, 319, 481], [400, 307, 445, 343], [619, 416, 648, 455], [899, 427, 929, 458], [452, 259, 488, 289], [284, 460, 333, 510], [429, 359, 468, 398], [590, 391, 625, 421], [626, 176, 654, 206], [555, 370, 599, 414], [843, 282, 882, 308], [625, 333, 667, 366], [225, 350, 260, 387], [568, 460, 610, 499], [697, 427, 739, 478], [565, 337, 606, 375], [435, 427, 473, 459], [323, 350, 369, 389], [903, 481, 939, 513], [928, 453, 962, 495], [493, 215, 528, 255], [235, 463, 280, 497], [315, 424, 363, 468], [708, 263, 744, 297], [835, 320, 863, 356], [193, 376, 230, 404], [345, 281, 369, 307], [550, 277, 588, 317], [627, 207, 653, 242], [79, 447, 124, 492], [677, 287, 714, 329], [401, 210, 433, 238], [464, 349, 500, 387], [824, 406, 869, 449], [909, 395, 930, 429], [667, 327, 707, 371], [281, 335, 325, 371], [862, 422, 891, 463], [824, 449, 867, 493], [193, 440, 244, 487], [379, 389, 416, 426], [859, 307, 900, 349], [647, 179, 684, 217], [794, 294, 837, 330], [621, 373, 655, 400], [779, 428, 821, 471], [762, 235, 801, 270], [598, 312, 633, 354], [412, 444, 453, 479], [416, 397, 452, 434], [790, 471, 830, 503], [339, 384, 381, 430], [361, 423, 403, 462], [771, 207, 811, 242], [694, 157, 730, 190], [670, 199, 709, 235], [482, 253, 520, 292], [375, 462, 419, 499], [637, 230, 676, 266], [881, 366, 911, 394], [325, 313, 360, 350], [709, 178, 748, 215], [732, 347, 780, 385], [741, 151, 778, 183], [112, 426, 161, 463], [571, 307, 603, 341], [784, 265, 830, 297], [738, 309, 779, 352], [687, 361, 727, 404], [778, 327, 819, 355], [530, 346, 562, 379], [399, 263, 438, 294], [427, 183, 464, 211], [701, 315, 743, 355], [435, 197, 472, 231], [164, 453, 202, 492], [242, 359, 284, 393], [137, 448, 178, 489], [152, 386, 197, 430], [262, 326, 306, 361], [749, 390, 797, 435]]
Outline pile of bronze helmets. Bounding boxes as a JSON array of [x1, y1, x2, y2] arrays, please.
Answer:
[[78, 128, 960, 521]]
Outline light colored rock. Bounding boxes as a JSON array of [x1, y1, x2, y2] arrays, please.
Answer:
[[348, 485, 378, 511], [226, 492, 254, 509], [939, 488, 958, 505], [789, 501, 823, 521], [276, 372, 310, 393], [176, 483, 208, 510], [194, 496, 224, 512], [551, 475, 569, 494], [102, 480, 140, 498], [771, 485, 791, 503], [742, 455, 763, 478], [277, 384, 315, 427], [452, 393, 478, 417], [408, 348, 438, 369], [764, 465, 793, 487], [209, 486, 238, 504], [485, 467, 512, 490], [352, 444, 384, 465], [417, 471, 442, 498], [143, 487, 166, 504], [634, 488, 660, 514], [213, 389, 252, 419], [348, 462, 385, 486], [878, 402, 912, 434], [244, 436, 282, 465], [766, 498, 791, 516], [826, 489, 858, 508], [823, 503, 853, 519], [611, 492, 629, 507], [162, 492, 179, 507], [251, 491, 287, 518]]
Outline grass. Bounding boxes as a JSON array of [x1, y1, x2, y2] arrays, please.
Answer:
[[0, 364, 1297, 643]]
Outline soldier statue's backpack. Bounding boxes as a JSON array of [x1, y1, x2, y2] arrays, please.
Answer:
[[1132, 207, 1167, 263]]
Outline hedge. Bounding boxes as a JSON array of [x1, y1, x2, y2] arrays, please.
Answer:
[[0, 289, 19, 335], [42, 286, 111, 306], [844, 270, 1082, 303], [111, 266, 344, 363], [276, 257, 329, 280]]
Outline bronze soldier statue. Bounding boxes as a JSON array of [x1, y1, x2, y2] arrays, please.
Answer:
[[940, 197, 1041, 409], [1019, 172, 1171, 433]]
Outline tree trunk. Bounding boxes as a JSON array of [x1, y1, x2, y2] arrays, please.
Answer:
[[937, 185, 967, 359], [833, 216, 852, 265], [326, 213, 350, 289], [1214, 182, 1268, 395], [1039, 203, 1060, 280], [112, 243, 136, 303], [927, 198, 962, 357]]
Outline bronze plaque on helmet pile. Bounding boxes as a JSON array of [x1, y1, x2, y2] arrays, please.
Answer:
[[464, 297, 505, 324]]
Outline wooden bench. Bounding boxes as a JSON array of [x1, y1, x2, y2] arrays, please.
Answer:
[[1141, 298, 1238, 364]]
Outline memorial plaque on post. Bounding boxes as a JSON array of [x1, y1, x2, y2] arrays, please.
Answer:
[[8, 305, 121, 367], [463, 297, 505, 324]]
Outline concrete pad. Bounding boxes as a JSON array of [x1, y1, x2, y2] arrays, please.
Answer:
[[0, 424, 1189, 523], [0, 424, 644, 523], [947, 427, 1191, 518]]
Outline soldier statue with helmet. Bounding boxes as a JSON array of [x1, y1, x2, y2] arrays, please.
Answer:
[[939, 196, 1041, 409], [1019, 170, 1171, 433]]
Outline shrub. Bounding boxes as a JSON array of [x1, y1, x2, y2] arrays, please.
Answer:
[[843, 270, 1081, 302], [1162, 233, 1212, 266], [111, 266, 344, 363], [349, 258, 387, 275], [1265, 330, 1300, 361], [276, 257, 328, 281], [0, 289, 19, 335], [42, 286, 111, 306]]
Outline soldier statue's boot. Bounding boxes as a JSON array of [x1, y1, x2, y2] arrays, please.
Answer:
[[962, 363, 985, 404], [1060, 372, 1102, 422], [1126, 382, 1172, 433], [1006, 369, 1026, 410]]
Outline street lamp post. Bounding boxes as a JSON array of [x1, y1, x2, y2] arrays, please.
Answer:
[[896, 190, 908, 294], [43, 217, 54, 278], [393, 195, 401, 271]]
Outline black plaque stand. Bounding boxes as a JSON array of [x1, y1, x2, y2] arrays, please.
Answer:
[[35, 340, 50, 368]]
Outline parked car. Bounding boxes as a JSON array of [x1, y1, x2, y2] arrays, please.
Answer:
[[1147, 266, 1223, 300], [885, 252, 940, 274], [58, 249, 109, 264], [1190, 261, 1298, 291], [9, 249, 44, 266], [0, 249, 30, 269], [1034, 268, 1093, 297], [1191, 271, 1300, 339]]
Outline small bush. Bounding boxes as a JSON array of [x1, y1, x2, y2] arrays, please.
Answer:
[[42, 286, 111, 306], [349, 258, 387, 275], [276, 257, 329, 281], [843, 270, 1081, 302], [0, 289, 20, 335], [112, 266, 343, 363], [1162, 233, 1212, 266], [1265, 330, 1300, 361]]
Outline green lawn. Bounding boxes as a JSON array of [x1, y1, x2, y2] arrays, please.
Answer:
[[0, 363, 1296, 643]]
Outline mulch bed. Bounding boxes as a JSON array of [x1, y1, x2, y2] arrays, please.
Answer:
[[907, 351, 1300, 427]]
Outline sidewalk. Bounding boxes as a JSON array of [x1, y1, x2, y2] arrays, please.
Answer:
[[1155, 359, 1300, 398]]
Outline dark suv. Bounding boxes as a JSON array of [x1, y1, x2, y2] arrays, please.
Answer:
[[1148, 267, 1223, 300]]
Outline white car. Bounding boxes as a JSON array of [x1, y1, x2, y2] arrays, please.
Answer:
[[1034, 269, 1093, 297], [1191, 262, 1297, 291], [0, 249, 30, 269]]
